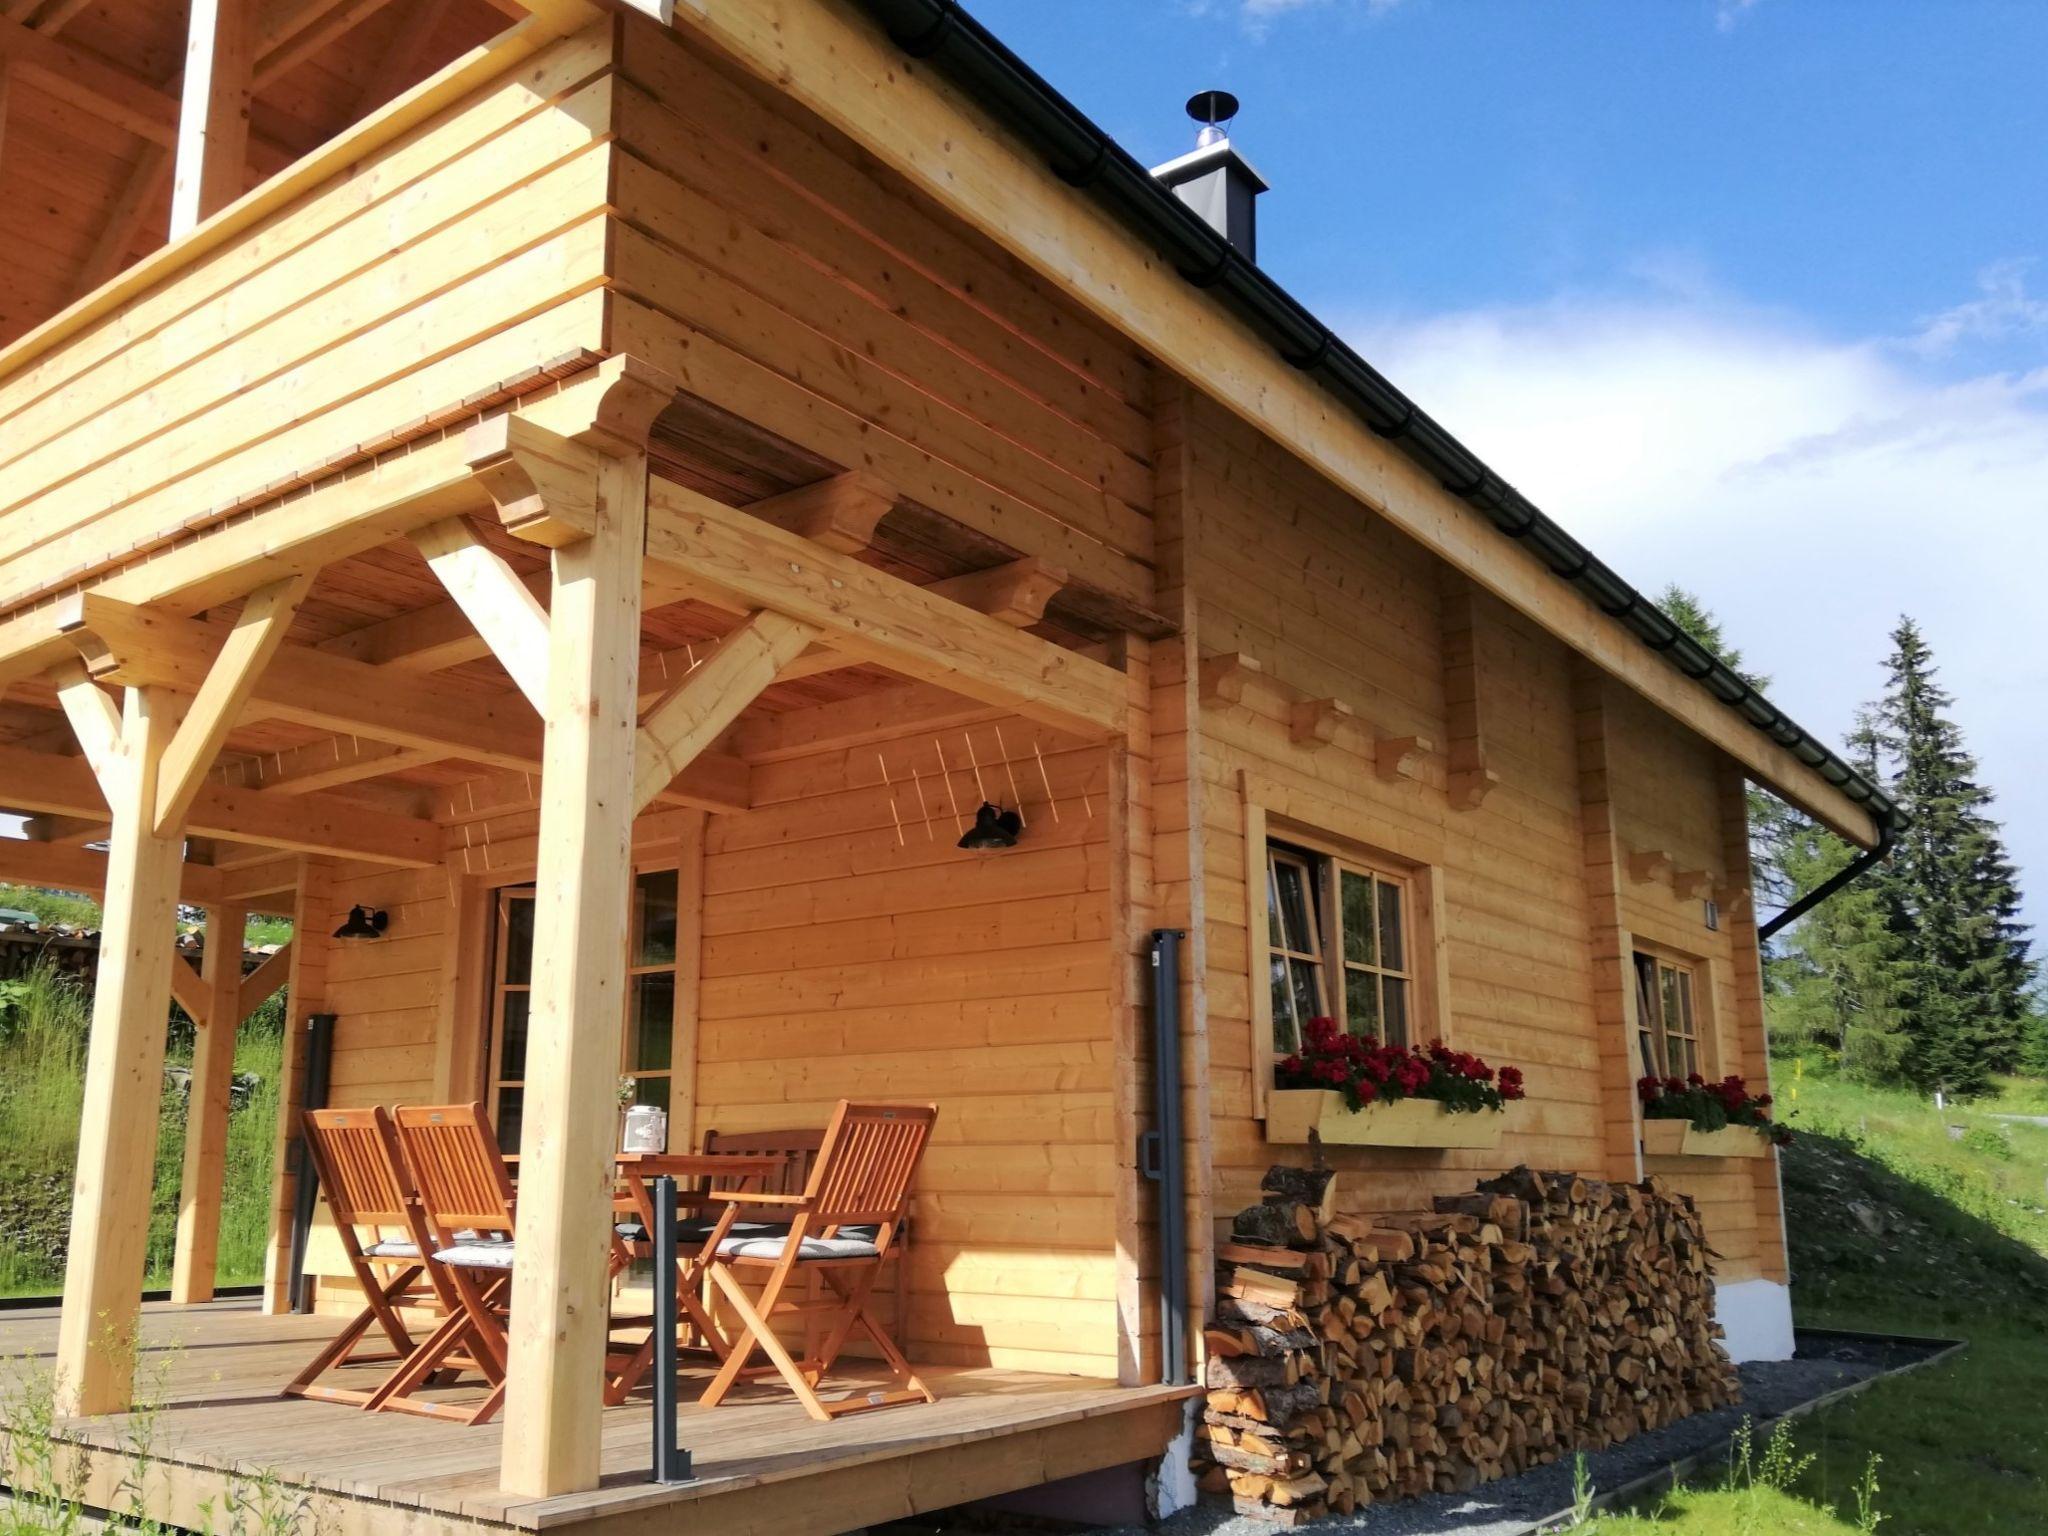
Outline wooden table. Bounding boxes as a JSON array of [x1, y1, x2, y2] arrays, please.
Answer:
[[613, 1152, 792, 1381]]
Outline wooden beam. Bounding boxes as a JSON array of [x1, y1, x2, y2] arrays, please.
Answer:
[[170, 903, 248, 1304], [0, 742, 442, 865], [0, 15, 187, 147], [166, 952, 210, 1030], [744, 471, 894, 554], [215, 853, 301, 905], [411, 517, 552, 710], [154, 574, 312, 835], [0, 836, 225, 905], [643, 474, 1125, 738], [501, 451, 645, 1499], [51, 661, 123, 782], [632, 611, 814, 814], [238, 938, 291, 1019], [170, 0, 254, 237], [54, 687, 185, 1416]]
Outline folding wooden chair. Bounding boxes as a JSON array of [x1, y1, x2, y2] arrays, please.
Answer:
[[283, 1107, 448, 1407], [695, 1101, 938, 1421], [377, 1103, 648, 1423]]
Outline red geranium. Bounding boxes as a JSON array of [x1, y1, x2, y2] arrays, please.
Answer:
[[1639, 1071, 1792, 1146], [1275, 1022, 1526, 1115]]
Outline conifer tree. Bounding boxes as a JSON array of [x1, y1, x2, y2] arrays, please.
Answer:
[[1867, 618, 2032, 1094]]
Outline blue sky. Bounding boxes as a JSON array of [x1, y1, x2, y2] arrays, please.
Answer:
[[978, 0, 2048, 922]]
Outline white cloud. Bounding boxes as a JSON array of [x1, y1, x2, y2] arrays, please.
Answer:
[[1339, 281, 2048, 920], [1716, 0, 1762, 32], [1909, 258, 2048, 357], [1196, 0, 1405, 39]]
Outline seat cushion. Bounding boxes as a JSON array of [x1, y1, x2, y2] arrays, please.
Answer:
[[433, 1240, 516, 1269], [615, 1218, 786, 1246], [718, 1233, 880, 1262], [362, 1238, 420, 1259]]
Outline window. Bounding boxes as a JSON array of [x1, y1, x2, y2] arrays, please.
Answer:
[[484, 870, 684, 1155], [1634, 952, 1702, 1079], [1266, 841, 1415, 1057]]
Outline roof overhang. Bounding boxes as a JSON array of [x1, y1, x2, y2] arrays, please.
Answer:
[[667, 0, 1893, 850]]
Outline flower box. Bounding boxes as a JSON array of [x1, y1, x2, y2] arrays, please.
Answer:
[[1640, 1120, 1768, 1159], [1266, 1089, 1505, 1149]]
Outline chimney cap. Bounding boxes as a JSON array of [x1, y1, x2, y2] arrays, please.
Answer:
[[1185, 89, 1240, 130]]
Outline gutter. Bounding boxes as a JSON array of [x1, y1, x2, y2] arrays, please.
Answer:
[[1757, 813, 1896, 943], [852, 0, 1900, 844]]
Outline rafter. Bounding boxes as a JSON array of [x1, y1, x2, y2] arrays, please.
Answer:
[[0, 835, 227, 906], [169, 0, 253, 237]]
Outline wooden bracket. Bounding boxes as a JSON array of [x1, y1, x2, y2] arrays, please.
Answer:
[[633, 612, 818, 815], [464, 415, 605, 548], [167, 953, 210, 1031], [1374, 734, 1435, 783], [746, 471, 897, 555], [238, 940, 292, 1020], [1627, 849, 1675, 885], [411, 517, 552, 711], [1288, 696, 1354, 750], [1448, 766, 1500, 811], [1198, 652, 1262, 706], [1671, 868, 1713, 900], [1715, 880, 1752, 916], [928, 556, 1070, 628], [49, 659, 124, 783]]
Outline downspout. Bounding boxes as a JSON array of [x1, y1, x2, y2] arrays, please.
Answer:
[[1757, 815, 1898, 944]]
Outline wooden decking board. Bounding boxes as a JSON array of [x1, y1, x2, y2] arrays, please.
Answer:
[[0, 1300, 1188, 1534]]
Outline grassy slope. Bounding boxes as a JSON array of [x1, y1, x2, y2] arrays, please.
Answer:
[[0, 966, 283, 1297], [1585, 1061, 2048, 1535]]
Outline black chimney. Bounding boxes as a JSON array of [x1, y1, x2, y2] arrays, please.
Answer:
[[1150, 90, 1268, 262]]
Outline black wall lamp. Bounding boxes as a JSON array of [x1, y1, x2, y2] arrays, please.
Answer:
[[957, 802, 1023, 850], [332, 905, 389, 941]]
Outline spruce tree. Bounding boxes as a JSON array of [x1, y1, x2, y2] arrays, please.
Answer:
[[1868, 618, 2033, 1095]]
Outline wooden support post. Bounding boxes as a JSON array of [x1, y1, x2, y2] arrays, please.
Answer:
[[54, 686, 187, 1416], [262, 861, 323, 1315], [169, 0, 252, 237], [170, 902, 249, 1305], [1441, 573, 1498, 811], [1573, 668, 1644, 1185], [1719, 766, 1789, 1283], [500, 452, 646, 1499]]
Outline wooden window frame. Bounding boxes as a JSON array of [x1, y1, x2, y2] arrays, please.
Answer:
[[478, 856, 699, 1153], [1244, 786, 1449, 1121], [1630, 942, 1714, 1082]]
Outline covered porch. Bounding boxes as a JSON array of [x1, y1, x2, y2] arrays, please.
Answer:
[[0, 1299, 1190, 1535]]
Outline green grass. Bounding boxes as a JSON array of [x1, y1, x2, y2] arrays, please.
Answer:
[[0, 962, 284, 1298], [1578, 1057, 2048, 1535]]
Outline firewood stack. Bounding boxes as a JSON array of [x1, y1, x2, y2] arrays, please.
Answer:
[[1195, 1164, 1741, 1523]]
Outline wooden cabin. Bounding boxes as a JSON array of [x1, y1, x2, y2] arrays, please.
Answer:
[[0, 0, 1896, 1530]]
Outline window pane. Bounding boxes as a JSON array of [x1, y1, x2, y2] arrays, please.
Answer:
[[1661, 967, 1684, 1049], [628, 972, 675, 1073], [1288, 959, 1324, 1030], [1381, 976, 1409, 1046], [1266, 863, 1286, 950], [634, 869, 679, 966], [1273, 858, 1316, 956], [1270, 959, 1297, 1052], [1339, 870, 1376, 967], [1377, 879, 1405, 971], [1634, 955, 1661, 1075], [502, 894, 535, 986], [494, 1086, 523, 1155], [1345, 966, 1380, 1038], [498, 990, 530, 1082], [632, 1074, 669, 1110], [1676, 970, 1697, 1035]]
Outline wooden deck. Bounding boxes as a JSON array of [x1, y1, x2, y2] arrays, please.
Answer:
[[0, 1301, 1191, 1536]]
